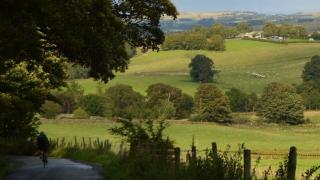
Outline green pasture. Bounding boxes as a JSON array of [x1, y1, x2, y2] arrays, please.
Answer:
[[40, 111, 320, 175], [76, 39, 320, 95]]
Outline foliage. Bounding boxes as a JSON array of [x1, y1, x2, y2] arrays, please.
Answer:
[[81, 94, 109, 117], [189, 55, 216, 83], [193, 84, 231, 122], [146, 83, 191, 119], [73, 107, 90, 119], [262, 23, 307, 39], [207, 35, 225, 51], [111, 118, 172, 153], [162, 32, 209, 50], [40, 100, 62, 119], [311, 32, 320, 40], [297, 81, 320, 110], [54, 81, 84, 113], [162, 24, 226, 51], [302, 55, 320, 85], [0, 47, 65, 138], [105, 84, 145, 120], [175, 94, 194, 119], [257, 83, 305, 124], [66, 63, 89, 80], [236, 22, 252, 33], [226, 88, 258, 112], [0, 0, 176, 139], [0, 156, 13, 179]]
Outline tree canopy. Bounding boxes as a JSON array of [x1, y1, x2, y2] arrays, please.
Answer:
[[302, 55, 320, 85], [189, 55, 217, 83], [257, 83, 305, 124], [0, 0, 177, 138]]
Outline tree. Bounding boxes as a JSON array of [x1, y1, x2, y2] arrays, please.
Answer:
[[207, 24, 226, 38], [0, 0, 177, 138], [81, 94, 110, 117], [302, 55, 320, 85], [226, 88, 249, 112], [297, 81, 320, 110], [40, 101, 62, 119], [175, 94, 194, 119], [194, 84, 231, 122], [207, 35, 225, 51], [105, 84, 145, 120], [66, 63, 90, 80], [263, 22, 279, 37], [54, 81, 84, 114], [236, 22, 252, 33], [257, 83, 305, 124], [189, 55, 216, 83]]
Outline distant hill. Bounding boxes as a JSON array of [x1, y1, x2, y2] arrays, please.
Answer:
[[161, 11, 320, 33]]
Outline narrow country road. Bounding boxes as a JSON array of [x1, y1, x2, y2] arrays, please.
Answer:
[[5, 156, 102, 180]]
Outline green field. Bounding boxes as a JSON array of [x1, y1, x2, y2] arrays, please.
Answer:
[[40, 112, 320, 175], [77, 39, 320, 95]]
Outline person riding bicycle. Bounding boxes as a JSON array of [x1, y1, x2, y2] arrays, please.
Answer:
[[37, 132, 49, 164]]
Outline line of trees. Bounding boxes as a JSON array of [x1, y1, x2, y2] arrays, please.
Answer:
[[262, 23, 308, 39], [162, 22, 253, 51]]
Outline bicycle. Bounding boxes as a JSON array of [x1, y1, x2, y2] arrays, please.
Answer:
[[40, 151, 48, 168]]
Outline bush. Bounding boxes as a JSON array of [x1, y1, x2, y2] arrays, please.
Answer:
[[73, 107, 89, 119], [207, 34, 225, 51], [105, 84, 144, 120], [189, 55, 217, 83], [257, 82, 305, 124], [81, 94, 110, 117], [193, 84, 231, 122], [40, 100, 62, 119]]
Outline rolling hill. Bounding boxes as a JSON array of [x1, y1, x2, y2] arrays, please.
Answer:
[[77, 39, 320, 95]]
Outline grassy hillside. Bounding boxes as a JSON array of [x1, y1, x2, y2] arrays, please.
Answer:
[[77, 39, 320, 95], [40, 111, 320, 174]]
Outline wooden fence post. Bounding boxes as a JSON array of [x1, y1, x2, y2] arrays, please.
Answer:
[[244, 149, 251, 180], [191, 145, 197, 163], [174, 147, 180, 169], [287, 146, 297, 180], [212, 142, 217, 156]]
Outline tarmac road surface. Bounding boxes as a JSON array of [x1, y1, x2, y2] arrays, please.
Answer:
[[5, 156, 102, 180]]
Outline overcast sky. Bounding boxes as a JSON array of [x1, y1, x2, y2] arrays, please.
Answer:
[[171, 0, 320, 14]]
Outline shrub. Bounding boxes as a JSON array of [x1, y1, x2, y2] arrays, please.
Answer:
[[257, 82, 305, 124], [189, 55, 217, 83], [207, 34, 225, 51], [193, 84, 231, 122], [40, 100, 62, 119], [66, 63, 89, 80], [81, 94, 110, 117], [73, 107, 89, 119], [105, 84, 144, 120]]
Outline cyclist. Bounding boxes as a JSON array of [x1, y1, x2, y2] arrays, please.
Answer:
[[37, 132, 49, 166]]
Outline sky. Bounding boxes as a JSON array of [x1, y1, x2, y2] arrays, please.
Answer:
[[171, 0, 320, 14]]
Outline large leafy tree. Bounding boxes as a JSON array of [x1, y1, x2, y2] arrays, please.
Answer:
[[189, 55, 217, 83], [0, 0, 177, 138], [105, 84, 145, 120], [257, 83, 305, 125], [302, 55, 320, 85], [194, 84, 231, 122]]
